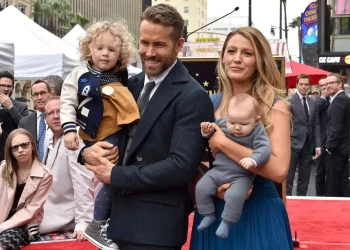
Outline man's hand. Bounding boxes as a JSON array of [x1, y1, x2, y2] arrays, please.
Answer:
[[85, 152, 115, 184], [0, 93, 13, 109], [208, 123, 226, 156], [72, 231, 85, 242], [239, 158, 255, 170], [313, 148, 321, 160], [216, 183, 253, 200], [201, 122, 214, 135], [83, 141, 119, 165]]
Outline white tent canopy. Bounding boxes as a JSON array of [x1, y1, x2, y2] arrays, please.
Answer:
[[0, 40, 14, 73], [62, 24, 86, 49], [0, 6, 80, 80]]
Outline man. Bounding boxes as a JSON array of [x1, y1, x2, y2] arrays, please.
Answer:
[[40, 96, 95, 241], [42, 75, 64, 96], [0, 71, 28, 127], [82, 4, 213, 250], [287, 74, 321, 196], [324, 73, 350, 197], [315, 77, 331, 196], [19, 80, 53, 161]]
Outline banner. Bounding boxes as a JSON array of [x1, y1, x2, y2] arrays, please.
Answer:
[[179, 39, 291, 73], [300, 1, 318, 67], [335, 0, 350, 15]]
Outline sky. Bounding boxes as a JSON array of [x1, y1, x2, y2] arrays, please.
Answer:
[[207, 0, 314, 61]]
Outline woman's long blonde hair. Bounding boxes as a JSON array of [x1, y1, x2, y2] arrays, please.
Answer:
[[217, 27, 288, 134], [1, 129, 38, 188]]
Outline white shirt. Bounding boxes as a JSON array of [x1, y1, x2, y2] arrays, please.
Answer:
[[142, 60, 177, 100], [296, 89, 309, 112], [330, 90, 344, 103], [36, 111, 52, 151]]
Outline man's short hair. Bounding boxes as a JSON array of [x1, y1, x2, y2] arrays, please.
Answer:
[[327, 73, 344, 87], [31, 80, 51, 94], [42, 75, 64, 96], [0, 71, 14, 86], [141, 4, 184, 42], [296, 74, 310, 84], [45, 96, 61, 108]]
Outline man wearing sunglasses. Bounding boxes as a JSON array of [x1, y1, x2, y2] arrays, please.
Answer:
[[0, 71, 28, 128]]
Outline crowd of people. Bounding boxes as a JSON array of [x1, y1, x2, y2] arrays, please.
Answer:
[[0, 2, 348, 250], [286, 73, 350, 197]]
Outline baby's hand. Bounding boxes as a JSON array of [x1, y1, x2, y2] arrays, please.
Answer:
[[64, 132, 79, 151], [201, 122, 214, 134], [239, 158, 255, 170]]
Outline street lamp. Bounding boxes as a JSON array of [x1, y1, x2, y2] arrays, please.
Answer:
[[185, 6, 239, 42], [270, 25, 288, 38]]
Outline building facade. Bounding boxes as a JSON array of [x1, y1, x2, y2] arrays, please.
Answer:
[[152, 0, 208, 42], [318, 0, 350, 82], [206, 16, 248, 41], [36, 0, 143, 42], [0, 0, 36, 16]]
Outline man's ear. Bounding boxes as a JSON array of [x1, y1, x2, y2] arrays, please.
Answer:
[[49, 88, 55, 97]]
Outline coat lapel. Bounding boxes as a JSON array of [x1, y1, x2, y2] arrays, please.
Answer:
[[126, 60, 188, 161], [45, 137, 63, 169]]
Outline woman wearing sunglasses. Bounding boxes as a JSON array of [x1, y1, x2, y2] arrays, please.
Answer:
[[0, 128, 52, 250]]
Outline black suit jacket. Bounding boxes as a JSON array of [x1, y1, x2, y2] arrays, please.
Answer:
[[18, 111, 38, 142], [8, 98, 29, 127], [108, 60, 213, 247], [315, 96, 329, 146], [325, 91, 350, 153]]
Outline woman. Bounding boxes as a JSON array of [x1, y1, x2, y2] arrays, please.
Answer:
[[190, 27, 293, 249], [0, 128, 52, 250]]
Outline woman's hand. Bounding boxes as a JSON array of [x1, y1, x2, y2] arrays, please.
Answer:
[[216, 184, 253, 200], [208, 123, 226, 156]]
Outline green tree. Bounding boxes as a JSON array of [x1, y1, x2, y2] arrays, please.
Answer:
[[70, 13, 90, 29], [289, 16, 302, 61]]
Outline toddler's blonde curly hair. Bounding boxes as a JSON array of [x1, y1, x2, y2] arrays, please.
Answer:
[[79, 20, 137, 71]]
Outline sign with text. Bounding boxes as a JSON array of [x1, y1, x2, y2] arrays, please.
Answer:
[[301, 1, 318, 67], [318, 54, 350, 65], [195, 37, 220, 42]]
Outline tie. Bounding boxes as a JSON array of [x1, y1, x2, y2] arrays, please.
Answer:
[[38, 113, 46, 161], [137, 81, 155, 114], [302, 97, 309, 123]]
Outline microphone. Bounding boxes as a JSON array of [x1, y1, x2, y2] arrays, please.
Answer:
[[185, 7, 240, 41]]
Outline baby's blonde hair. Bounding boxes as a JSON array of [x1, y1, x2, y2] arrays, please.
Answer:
[[80, 20, 137, 70], [228, 93, 260, 117]]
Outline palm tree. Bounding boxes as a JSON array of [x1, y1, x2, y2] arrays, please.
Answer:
[[282, 0, 288, 41], [289, 16, 302, 61], [70, 13, 90, 29]]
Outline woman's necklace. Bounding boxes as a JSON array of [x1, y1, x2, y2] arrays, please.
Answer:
[[17, 172, 30, 184]]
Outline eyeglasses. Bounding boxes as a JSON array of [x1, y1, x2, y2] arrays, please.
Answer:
[[319, 83, 328, 87], [0, 84, 13, 90], [32, 91, 48, 98], [46, 109, 60, 118], [11, 142, 31, 152], [327, 81, 340, 85]]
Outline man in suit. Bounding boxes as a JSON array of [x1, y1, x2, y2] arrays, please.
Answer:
[[324, 73, 350, 197], [287, 74, 321, 196], [18, 80, 53, 161], [315, 77, 331, 196], [82, 4, 213, 250], [40, 96, 95, 241], [0, 71, 28, 127]]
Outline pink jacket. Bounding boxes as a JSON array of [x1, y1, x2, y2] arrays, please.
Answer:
[[0, 159, 52, 236]]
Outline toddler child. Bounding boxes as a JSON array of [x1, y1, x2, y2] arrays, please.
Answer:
[[60, 20, 140, 250]]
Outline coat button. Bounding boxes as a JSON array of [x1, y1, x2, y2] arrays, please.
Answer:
[[136, 155, 143, 162]]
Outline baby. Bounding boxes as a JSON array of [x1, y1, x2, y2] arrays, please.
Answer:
[[195, 93, 271, 238], [60, 20, 140, 250]]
